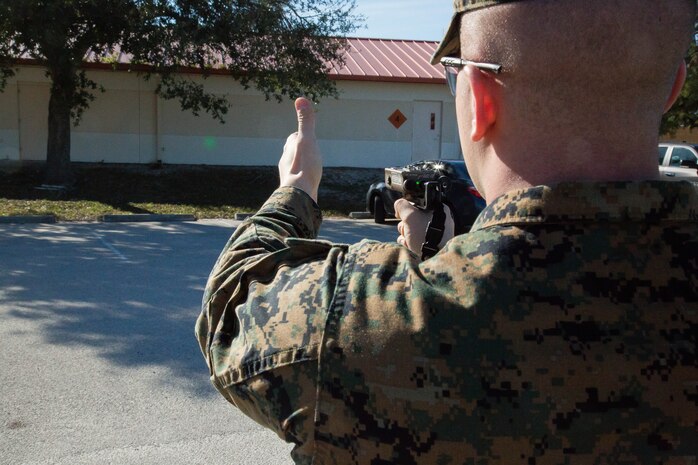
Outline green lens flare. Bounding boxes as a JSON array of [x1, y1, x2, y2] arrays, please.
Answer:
[[203, 137, 217, 150]]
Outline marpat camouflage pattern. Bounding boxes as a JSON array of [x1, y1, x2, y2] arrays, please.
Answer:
[[196, 181, 698, 465]]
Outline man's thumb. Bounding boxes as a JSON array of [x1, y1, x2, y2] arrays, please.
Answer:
[[295, 97, 316, 137]]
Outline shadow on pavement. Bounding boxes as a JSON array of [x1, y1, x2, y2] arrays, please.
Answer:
[[0, 219, 397, 397], [0, 222, 237, 397]]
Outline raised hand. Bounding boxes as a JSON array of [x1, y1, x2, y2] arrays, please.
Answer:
[[278, 97, 322, 202]]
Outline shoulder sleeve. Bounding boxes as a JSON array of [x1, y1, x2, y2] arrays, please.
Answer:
[[194, 187, 349, 458]]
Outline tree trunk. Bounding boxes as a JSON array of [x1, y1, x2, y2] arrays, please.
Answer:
[[45, 73, 74, 186]]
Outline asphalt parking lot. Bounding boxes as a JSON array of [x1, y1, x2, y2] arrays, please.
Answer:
[[0, 218, 397, 465]]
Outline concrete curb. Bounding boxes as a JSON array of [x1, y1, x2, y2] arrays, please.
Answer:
[[234, 212, 375, 221], [349, 211, 372, 219], [100, 214, 197, 223], [0, 215, 57, 224]]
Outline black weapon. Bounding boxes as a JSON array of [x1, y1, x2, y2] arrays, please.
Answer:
[[385, 166, 474, 259]]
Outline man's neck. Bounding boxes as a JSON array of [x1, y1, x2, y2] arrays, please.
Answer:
[[478, 143, 661, 204]]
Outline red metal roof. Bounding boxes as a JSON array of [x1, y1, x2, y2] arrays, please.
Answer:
[[330, 38, 444, 84], [16, 38, 445, 84]]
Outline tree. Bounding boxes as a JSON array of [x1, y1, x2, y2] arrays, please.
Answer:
[[0, 0, 359, 185], [661, 30, 698, 136]]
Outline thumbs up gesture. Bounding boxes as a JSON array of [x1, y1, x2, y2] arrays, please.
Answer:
[[278, 97, 322, 202]]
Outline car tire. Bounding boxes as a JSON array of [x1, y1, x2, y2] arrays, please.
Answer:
[[373, 196, 386, 224]]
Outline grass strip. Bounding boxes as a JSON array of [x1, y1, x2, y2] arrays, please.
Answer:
[[0, 163, 381, 222]]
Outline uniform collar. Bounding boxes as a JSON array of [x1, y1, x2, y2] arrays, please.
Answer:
[[471, 181, 698, 231]]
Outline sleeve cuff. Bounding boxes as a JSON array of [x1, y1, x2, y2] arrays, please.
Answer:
[[256, 186, 323, 239]]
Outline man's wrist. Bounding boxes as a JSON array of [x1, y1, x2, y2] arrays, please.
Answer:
[[279, 178, 319, 203]]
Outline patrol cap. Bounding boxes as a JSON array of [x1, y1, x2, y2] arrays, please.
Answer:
[[431, 0, 526, 65]]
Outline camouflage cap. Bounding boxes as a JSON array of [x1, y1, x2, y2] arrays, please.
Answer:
[[431, 0, 526, 65]]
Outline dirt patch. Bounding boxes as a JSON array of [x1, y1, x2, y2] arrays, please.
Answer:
[[6, 419, 27, 430]]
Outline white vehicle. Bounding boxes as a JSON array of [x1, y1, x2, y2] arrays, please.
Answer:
[[658, 142, 698, 181]]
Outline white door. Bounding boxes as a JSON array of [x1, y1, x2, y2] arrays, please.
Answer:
[[412, 101, 442, 161], [18, 82, 50, 161]]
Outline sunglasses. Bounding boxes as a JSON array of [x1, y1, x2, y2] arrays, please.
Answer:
[[440, 57, 503, 96]]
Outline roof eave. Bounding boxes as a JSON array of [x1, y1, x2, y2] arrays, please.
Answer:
[[11, 58, 447, 84], [329, 74, 446, 85]]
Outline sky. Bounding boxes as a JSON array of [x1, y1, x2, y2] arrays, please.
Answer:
[[350, 1, 454, 42]]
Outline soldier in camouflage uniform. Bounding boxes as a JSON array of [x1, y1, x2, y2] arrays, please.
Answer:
[[196, 0, 697, 464]]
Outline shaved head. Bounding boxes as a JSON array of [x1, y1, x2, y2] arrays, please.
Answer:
[[456, 0, 696, 191], [462, 0, 694, 126]]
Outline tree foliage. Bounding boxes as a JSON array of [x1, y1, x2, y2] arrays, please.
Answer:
[[0, 0, 360, 184]]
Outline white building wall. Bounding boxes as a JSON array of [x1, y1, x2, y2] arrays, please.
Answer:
[[0, 79, 20, 161], [0, 64, 460, 168]]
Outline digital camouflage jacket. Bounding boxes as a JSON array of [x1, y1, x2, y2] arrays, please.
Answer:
[[196, 181, 698, 465]]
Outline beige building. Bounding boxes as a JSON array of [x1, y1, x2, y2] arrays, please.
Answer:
[[0, 38, 461, 169], [660, 127, 698, 144]]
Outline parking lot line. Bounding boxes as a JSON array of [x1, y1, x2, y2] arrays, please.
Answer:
[[91, 231, 130, 262]]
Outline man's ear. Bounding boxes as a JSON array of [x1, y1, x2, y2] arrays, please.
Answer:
[[664, 60, 687, 114], [465, 65, 498, 141]]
